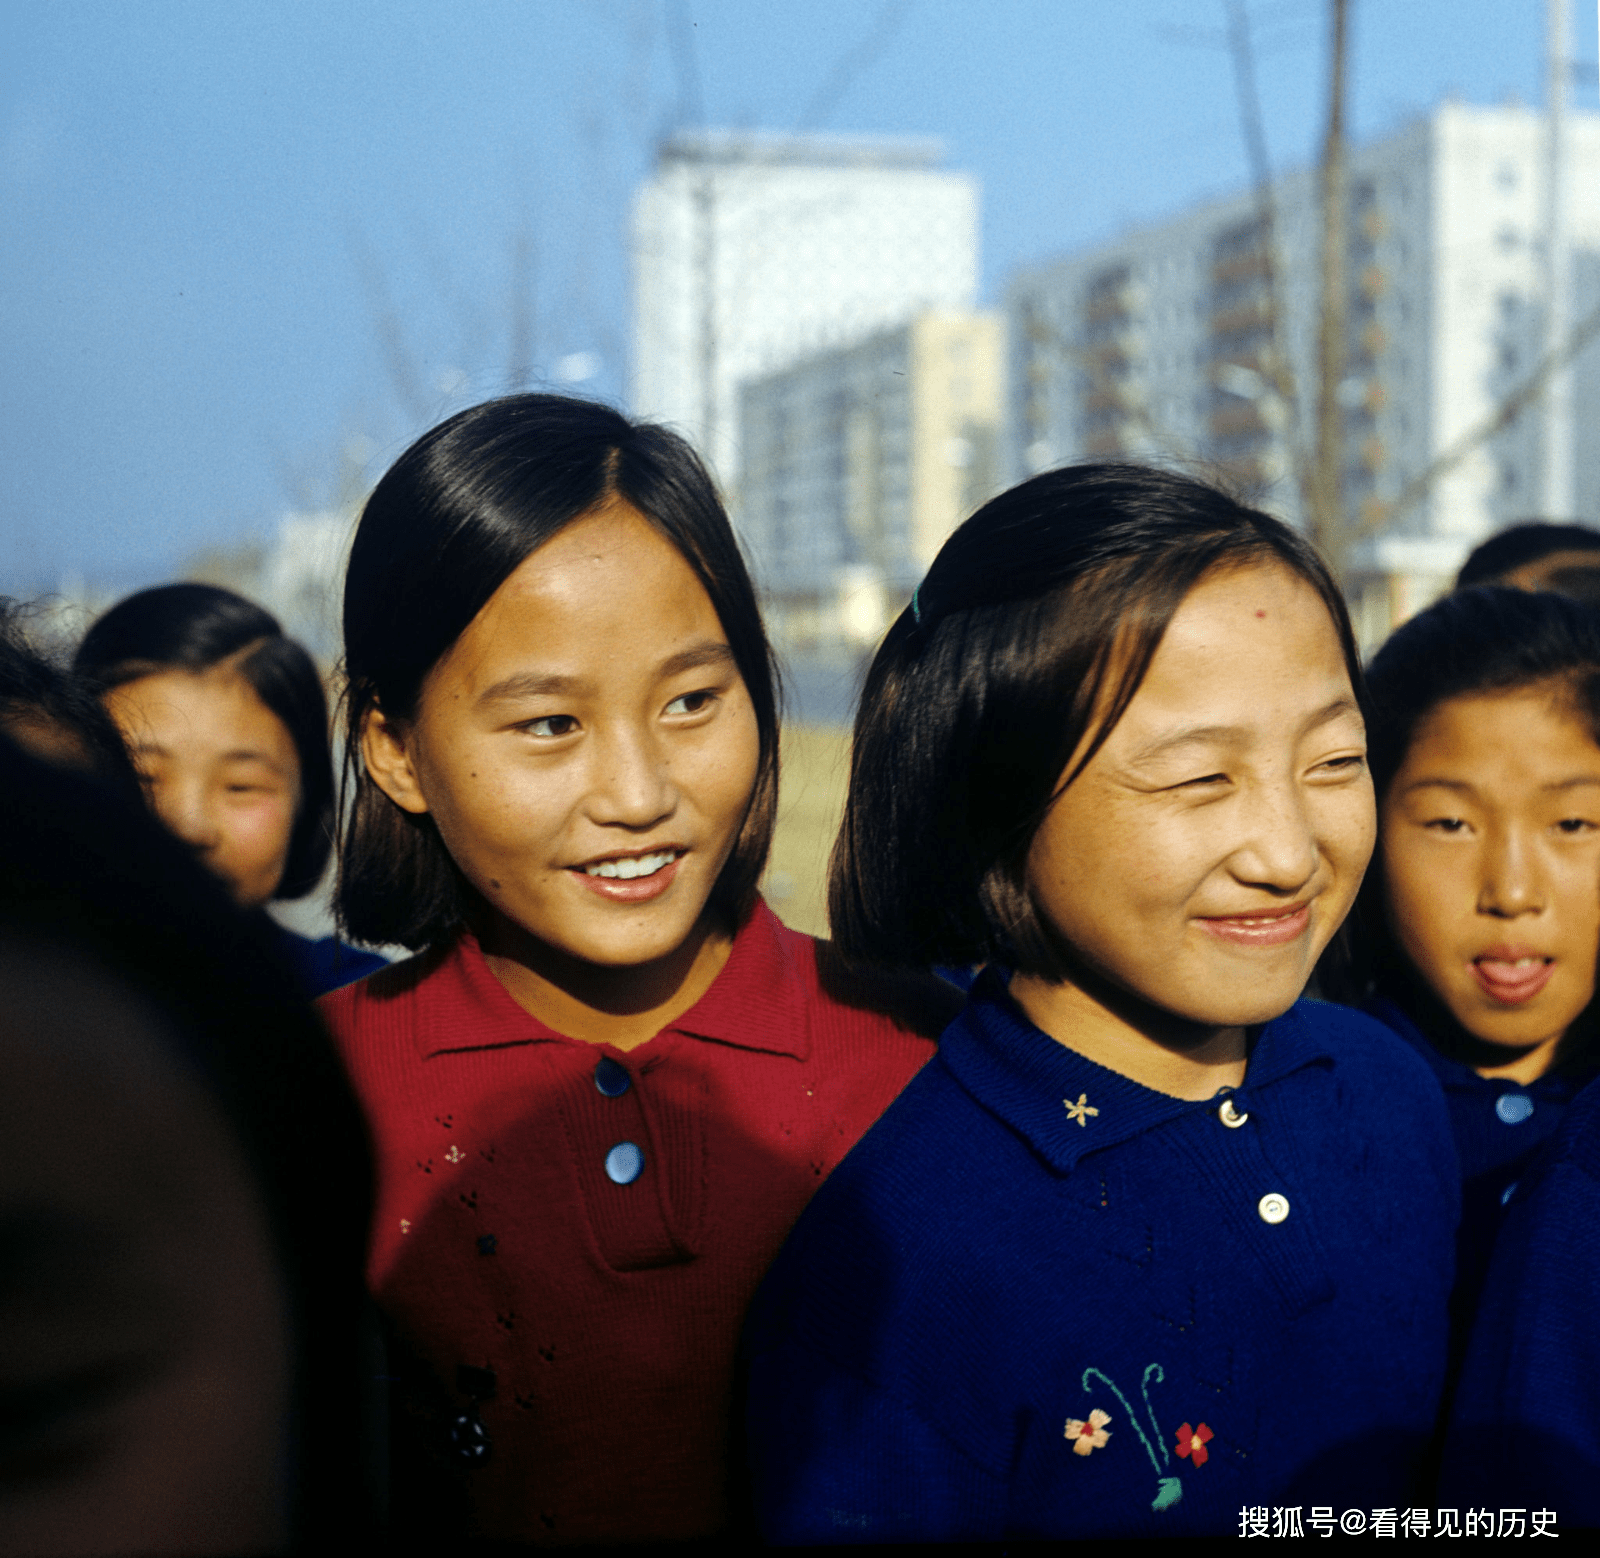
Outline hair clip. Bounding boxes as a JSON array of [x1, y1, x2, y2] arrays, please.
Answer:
[[911, 584, 923, 626]]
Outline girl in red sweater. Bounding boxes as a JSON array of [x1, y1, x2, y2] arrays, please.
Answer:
[[321, 394, 944, 1545]]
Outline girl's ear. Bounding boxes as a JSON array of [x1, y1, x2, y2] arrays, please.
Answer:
[[361, 706, 430, 816]]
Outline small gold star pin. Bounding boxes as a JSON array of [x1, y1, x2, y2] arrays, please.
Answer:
[[1064, 1093, 1099, 1127]]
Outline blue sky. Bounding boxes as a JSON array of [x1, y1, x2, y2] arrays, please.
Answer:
[[0, 0, 1586, 589]]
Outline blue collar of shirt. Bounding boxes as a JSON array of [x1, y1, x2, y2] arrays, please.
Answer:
[[1363, 991, 1578, 1103], [939, 970, 1337, 1172]]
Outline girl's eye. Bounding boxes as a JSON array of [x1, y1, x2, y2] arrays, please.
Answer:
[[523, 715, 578, 739], [1425, 816, 1468, 833], [1316, 754, 1366, 775], [665, 690, 715, 718], [1557, 817, 1597, 834]]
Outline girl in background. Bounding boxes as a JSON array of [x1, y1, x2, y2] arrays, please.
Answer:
[[743, 464, 1456, 1541], [1328, 587, 1600, 1343], [323, 394, 946, 1545], [1317, 587, 1600, 1518], [75, 583, 385, 995]]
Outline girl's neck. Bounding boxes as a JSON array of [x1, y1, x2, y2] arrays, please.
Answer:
[[1378, 962, 1565, 1084], [1010, 968, 1248, 1101], [476, 909, 736, 1051], [1472, 1032, 1564, 1086]]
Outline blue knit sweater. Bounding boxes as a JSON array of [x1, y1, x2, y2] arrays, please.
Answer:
[[1363, 993, 1584, 1370], [744, 976, 1458, 1542], [1441, 1072, 1600, 1523]]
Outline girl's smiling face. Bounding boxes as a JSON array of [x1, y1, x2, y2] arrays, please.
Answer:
[[364, 498, 761, 975], [1381, 686, 1600, 1073], [1018, 561, 1374, 1041]]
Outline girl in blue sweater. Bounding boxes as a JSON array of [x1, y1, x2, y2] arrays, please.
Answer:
[[743, 464, 1456, 1542], [1326, 588, 1600, 1363], [1321, 587, 1600, 1520]]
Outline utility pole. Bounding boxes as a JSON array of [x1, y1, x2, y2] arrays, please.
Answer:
[[1310, 0, 1350, 571], [1543, 0, 1573, 518], [693, 157, 719, 468]]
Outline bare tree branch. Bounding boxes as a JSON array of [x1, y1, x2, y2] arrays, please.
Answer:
[[507, 218, 538, 390], [1354, 295, 1600, 540], [346, 227, 429, 424], [1225, 0, 1309, 510], [1309, 0, 1349, 565], [794, 0, 913, 133]]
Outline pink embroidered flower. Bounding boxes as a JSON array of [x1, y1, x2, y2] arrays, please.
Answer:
[[1174, 1421, 1213, 1466], [1064, 1408, 1112, 1456]]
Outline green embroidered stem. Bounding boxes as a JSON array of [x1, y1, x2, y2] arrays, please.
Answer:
[[1081, 1368, 1162, 1481], [1140, 1363, 1170, 1469]]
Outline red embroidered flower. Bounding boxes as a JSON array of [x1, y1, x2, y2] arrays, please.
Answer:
[[1174, 1421, 1213, 1466]]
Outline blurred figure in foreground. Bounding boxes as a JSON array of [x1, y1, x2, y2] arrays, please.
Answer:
[[0, 734, 376, 1553], [1457, 521, 1600, 603], [75, 583, 385, 995], [0, 600, 140, 789]]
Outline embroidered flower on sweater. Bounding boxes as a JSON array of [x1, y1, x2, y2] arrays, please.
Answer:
[[1174, 1422, 1212, 1466], [1064, 1093, 1100, 1126], [1064, 1408, 1112, 1455]]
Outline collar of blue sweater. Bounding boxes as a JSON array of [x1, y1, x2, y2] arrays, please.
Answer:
[[940, 970, 1337, 1172], [1364, 991, 1578, 1104]]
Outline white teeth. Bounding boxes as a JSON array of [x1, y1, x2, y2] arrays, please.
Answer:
[[584, 851, 678, 880]]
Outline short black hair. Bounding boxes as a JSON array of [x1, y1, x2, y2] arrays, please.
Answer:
[[337, 393, 780, 951], [0, 599, 142, 792], [1323, 584, 1600, 1074], [828, 462, 1363, 978], [74, 583, 334, 900], [0, 732, 375, 1542], [1456, 521, 1600, 588]]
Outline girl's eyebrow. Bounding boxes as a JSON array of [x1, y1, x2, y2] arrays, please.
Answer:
[[1399, 776, 1477, 796], [217, 749, 291, 772], [657, 641, 736, 678], [478, 643, 736, 706], [1129, 696, 1360, 766], [1402, 774, 1600, 796], [477, 670, 583, 704]]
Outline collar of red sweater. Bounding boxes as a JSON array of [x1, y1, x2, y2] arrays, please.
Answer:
[[403, 897, 812, 1062]]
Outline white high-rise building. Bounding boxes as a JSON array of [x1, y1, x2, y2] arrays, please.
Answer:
[[631, 130, 978, 488], [739, 310, 1005, 652], [1005, 102, 1600, 647]]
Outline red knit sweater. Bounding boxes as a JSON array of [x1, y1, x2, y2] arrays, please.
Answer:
[[319, 901, 942, 1545]]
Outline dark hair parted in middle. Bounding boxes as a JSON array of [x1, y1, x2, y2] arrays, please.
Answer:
[[337, 393, 780, 950], [74, 584, 334, 899], [829, 462, 1361, 977]]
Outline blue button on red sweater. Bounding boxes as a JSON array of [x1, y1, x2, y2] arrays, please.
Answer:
[[743, 974, 1458, 1541]]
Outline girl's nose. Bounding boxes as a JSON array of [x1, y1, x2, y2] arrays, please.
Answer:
[[587, 730, 676, 829], [155, 778, 222, 855], [1478, 830, 1543, 917], [1231, 780, 1319, 892]]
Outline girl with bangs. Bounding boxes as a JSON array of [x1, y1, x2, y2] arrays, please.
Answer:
[[743, 464, 1456, 1541], [323, 394, 947, 1545]]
